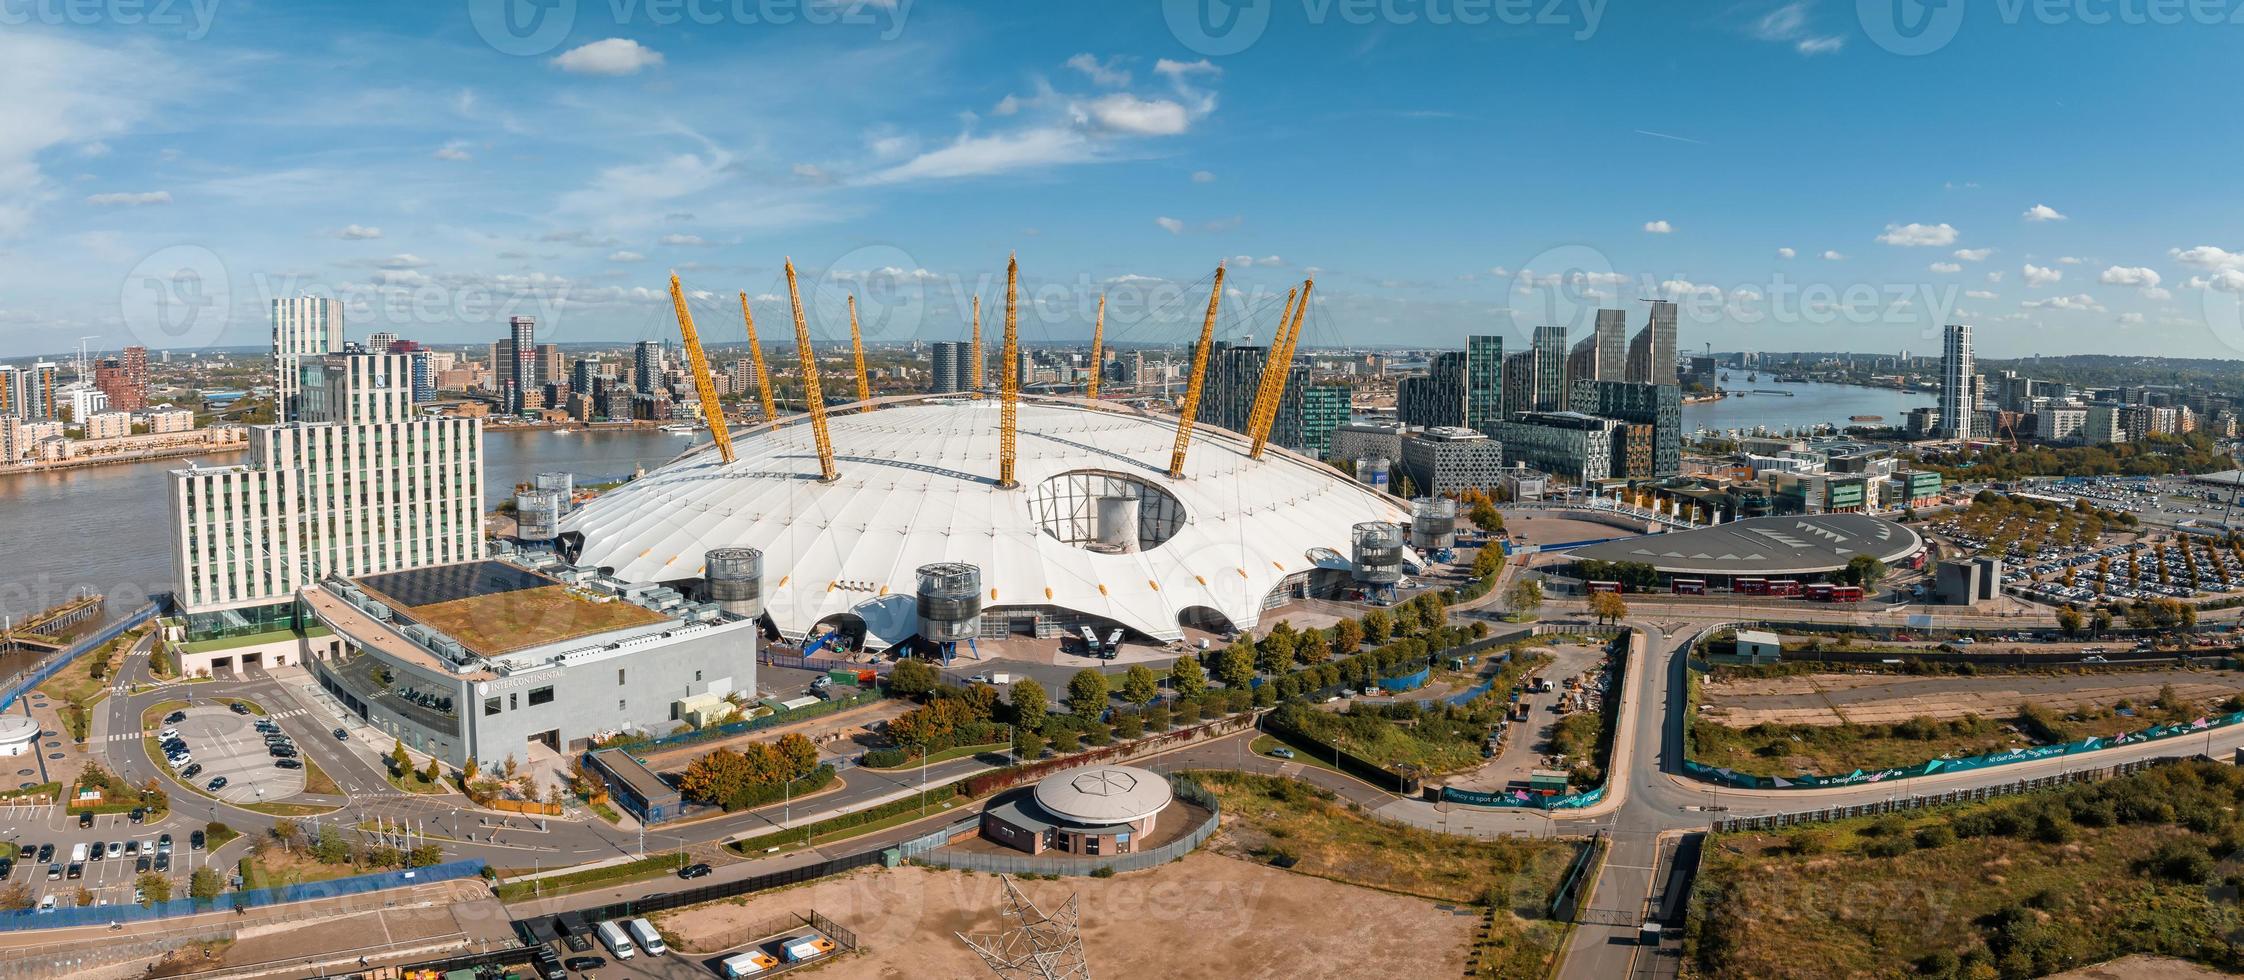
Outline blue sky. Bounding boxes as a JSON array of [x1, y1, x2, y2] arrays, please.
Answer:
[[5, 0, 2244, 361]]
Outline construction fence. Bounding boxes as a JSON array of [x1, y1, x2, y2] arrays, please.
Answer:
[[1708, 757, 2177, 832], [0, 859, 486, 933]]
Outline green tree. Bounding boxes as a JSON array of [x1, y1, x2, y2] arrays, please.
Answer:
[[1331, 619, 1365, 655], [389, 739, 410, 775], [135, 871, 171, 904], [1065, 669, 1110, 718], [1589, 591, 1629, 625], [1012, 728, 1045, 761], [1468, 501, 1502, 534], [1120, 664, 1160, 706], [2057, 605, 2084, 636], [188, 867, 223, 900], [1361, 608, 1394, 644], [2091, 607, 2114, 635], [1846, 555, 1889, 592], [888, 658, 940, 698], [422, 756, 441, 787], [1170, 656, 1207, 699], [1217, 637, 1256, 691], [462, 757, 480, 783], [1009, 678, 1048, 732], [314, 825, 349, 864], [1504, 578, 1543, 617], [1473, 545, 1504, 580], [409, 843, 444, 867]]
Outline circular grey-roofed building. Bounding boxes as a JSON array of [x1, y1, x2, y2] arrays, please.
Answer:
[[981, 764, 1175, 856], [1567, 513, 1924, 581]]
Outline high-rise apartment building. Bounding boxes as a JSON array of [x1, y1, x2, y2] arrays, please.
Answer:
[[634, 340, 664, 395], [1569, 310, 1628, 384], [1398, 351, 1466, 429], [25, 361, 60, 421], [1625, 300, 1678, 385], [168, 347, 484, 640], [0, 365, 17, 417], [366, 331, 398, 354], [1464, 335, 1504, 434], [1499, 350, 1535, 420], [1531, 325, 1570, 412], [1939, 323, 1975, 441], [1570, 379, 1682, 478], [931, 341, 970, 393], [272, 297, 344, 422]]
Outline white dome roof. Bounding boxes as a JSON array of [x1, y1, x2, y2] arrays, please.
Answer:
[[561, 397, 1412, 647], [1032, 764, 1173, 826]]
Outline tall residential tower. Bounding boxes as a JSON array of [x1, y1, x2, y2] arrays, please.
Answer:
[[1940, 323, 1975, 441]]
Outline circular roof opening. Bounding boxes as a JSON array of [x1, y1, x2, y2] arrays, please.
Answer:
[[1026, 470, 1187, 554]]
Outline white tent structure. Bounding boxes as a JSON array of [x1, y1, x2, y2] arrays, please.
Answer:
[[562, 397, 1414, 648]]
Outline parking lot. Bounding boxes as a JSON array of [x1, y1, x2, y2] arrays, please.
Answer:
[[1, 808, 214, 910], [161, 705, 307, 805]]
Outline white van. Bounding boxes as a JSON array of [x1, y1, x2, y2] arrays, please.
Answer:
[[595, 919, 636, 959], [70, 843, 89, 863], [627, 917, 667, 955]]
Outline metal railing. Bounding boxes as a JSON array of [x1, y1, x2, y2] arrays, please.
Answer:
[[1708, 757, 2175, 832], [0, 601, 160, 712], [0, 859, 487, 933]]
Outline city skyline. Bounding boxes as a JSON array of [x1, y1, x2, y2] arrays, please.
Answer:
[[3, 5, 2240, 360]]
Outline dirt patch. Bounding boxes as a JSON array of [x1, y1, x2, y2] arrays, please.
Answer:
[[651, 854, 1476, 979], [1702, 668, 2244, 728], [2048, 956, 2234, 980]]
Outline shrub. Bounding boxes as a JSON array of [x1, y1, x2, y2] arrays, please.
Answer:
[[1912, 824, 1955, 850]]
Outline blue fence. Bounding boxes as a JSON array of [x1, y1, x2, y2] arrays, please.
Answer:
[[1377, 667, 1431, 692], [0, 601, 160, 712], [0, 859, 485, 932], [1443, 783, 1608, 810]]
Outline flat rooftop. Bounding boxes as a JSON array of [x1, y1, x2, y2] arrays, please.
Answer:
[[1569, 513, 1924, 577], [354, 560, 670, 658]]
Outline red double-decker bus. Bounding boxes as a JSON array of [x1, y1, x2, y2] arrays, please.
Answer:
[[1827, 585, 1865, 603], [1736, 578, 1768, 595], [1587, 580, 1623, 595], [1767, 580, 1803, 598], [1672, 579, 1708, 596]]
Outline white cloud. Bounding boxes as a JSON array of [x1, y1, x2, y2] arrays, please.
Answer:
[[85, 190, 170, 206], [1643, 220, 1673, 234], [791, 163, 830, 183], [553, 38, 665, 76], [379, 253, 431, 269], [2099, 266, 2161, 288], [1065, 53, 1131, 87], [336, 224, 383, 240], [2057, 256, 2085, 265], [1929, 262, 1962, 274], [992, 94, 1022, 116], [1155, 216, 1185, 235], [1191, 170, 1215, 183], [1821, 250, 1845, 261], [608, 250, 645, 263], [434, 141, 474, 162], [1776, 247, 1796, 259], [659, 234, 710, 247], [2022, 203, 2068, 222], [1987, 271, 2005, 283], [2119, 312, 2146, 325], [2187, 269, 2244, 292], [1966, 290, 1999, 300], [1749, 2, 1845, 55], [2172, 245, 2244, 270], [861, 128, 1093, 185], [2021, 293, 2103, 312], [1229, 254, 1285, 267], [1876, 222, 1959, 247], [0, 33, 183, 237], [1084, 94, 1191, 136], [2021, 264, 2064, 287], [1953, 248, 1993, 261]]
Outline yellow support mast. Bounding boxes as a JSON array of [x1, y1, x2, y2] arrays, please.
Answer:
[[1167, 262, 1227, 479], [1241, 286, 1299, 452], [847, 294, 872, 407], [738, 292, 777, 423], [668, 274, 736, 465], [969, 295, 985, 398], [1086, 293, 1106, 400], [784, 260, 839, 482], [1250, 278, 1313, 460], [999, 254, 1022, 489]]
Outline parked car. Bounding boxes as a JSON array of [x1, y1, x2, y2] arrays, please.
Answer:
[[163, 711, 186, 724], [34, 844, 53, 863], [88, 840, 105, 860], [562, 956, 606, 972], [153, 853, 170, 872], [157, 834, 173, 854], [190, 830, 205, 850], [275, 758, 303, 770], [1268, 746, 1296, 759], [135, 855, 151, 874], [677, 862, 713, 880], [229, 702, 250, 714], [123, 840, 138, 857], [158, 727, 180, 740], [78, 811, 93, 829], [180, 763, 203, 779], [107, 840, 121, 859], [529, 947, 566, 980], [206, 777, 228, 792]]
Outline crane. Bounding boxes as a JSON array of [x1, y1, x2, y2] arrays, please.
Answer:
[[784, 260, 839, 482], [969, 295, 985, 399], [738, 292, 777, 423], [1243, 286, 1299, 454], [847, 294, 872, 408], [1248, 279, 1312, 460], [999, 255, 1022, 489], [667, 275, 736, 465], [1086, 294, 1106, 400], [1167, 262, 1227, 479]]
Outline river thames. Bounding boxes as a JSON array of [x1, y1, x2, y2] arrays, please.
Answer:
[[1683, 380, 1934, 435], [0, 427, 699, 623]]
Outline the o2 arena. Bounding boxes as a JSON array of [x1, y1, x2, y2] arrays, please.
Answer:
[[555, 258, 1420, 653]]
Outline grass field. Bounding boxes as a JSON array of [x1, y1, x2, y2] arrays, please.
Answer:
[[401, 585, 666, 657], [1193, 770, 1578, 978], [1277, 704, 1489, 774], [1688, 760, 2244, 979]]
